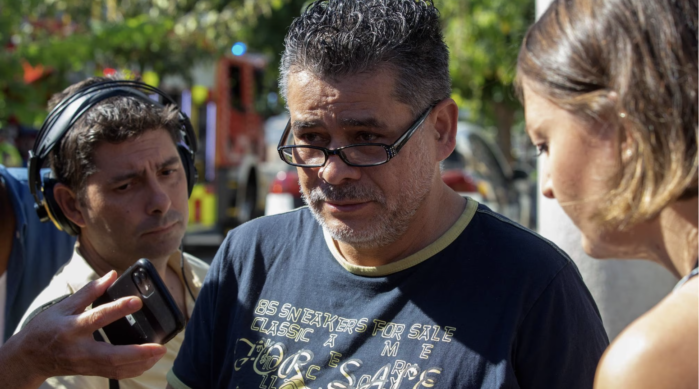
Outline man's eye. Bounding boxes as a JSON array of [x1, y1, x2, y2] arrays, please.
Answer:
[[357, 132, 380, 143], [162, 168, 177, 176], [297, 133, 325, 145], [116, 183, 130, 191], [535, 144, 549, 156]]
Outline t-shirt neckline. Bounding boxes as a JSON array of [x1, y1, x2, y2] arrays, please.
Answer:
[[323, 197, 478, 276]]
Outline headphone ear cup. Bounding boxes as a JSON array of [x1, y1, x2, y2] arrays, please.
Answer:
[[178, 145, 197, 198], [42, 177, 80, 236]]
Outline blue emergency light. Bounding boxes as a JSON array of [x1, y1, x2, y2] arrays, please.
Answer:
[[231, 42, 247, 56]]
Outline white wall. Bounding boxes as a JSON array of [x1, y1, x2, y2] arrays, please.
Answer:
[[534, 0, 677, 340]]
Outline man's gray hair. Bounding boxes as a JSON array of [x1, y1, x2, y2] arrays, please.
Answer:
[[279, 0, 451, 114]]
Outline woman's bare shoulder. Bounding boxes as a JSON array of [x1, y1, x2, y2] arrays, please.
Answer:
[[595, 279, 698, 389]]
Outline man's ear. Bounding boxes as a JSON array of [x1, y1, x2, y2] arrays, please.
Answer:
[[53, 183, 87, 228], [430, 98, 459, 162]]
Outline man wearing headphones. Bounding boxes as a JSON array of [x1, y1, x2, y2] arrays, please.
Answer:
[[16, 76, 209, 389]]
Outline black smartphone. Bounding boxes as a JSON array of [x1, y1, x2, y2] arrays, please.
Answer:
[[92, 258, 185, 345]]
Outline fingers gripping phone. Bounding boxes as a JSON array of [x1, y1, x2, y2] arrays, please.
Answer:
[[92, 258, 185, 345]]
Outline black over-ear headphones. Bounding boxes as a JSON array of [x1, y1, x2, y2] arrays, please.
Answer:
[[28, 80, 199, 236]]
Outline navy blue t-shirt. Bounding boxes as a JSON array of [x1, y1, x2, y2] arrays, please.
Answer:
[[169, 199, 608, 389]]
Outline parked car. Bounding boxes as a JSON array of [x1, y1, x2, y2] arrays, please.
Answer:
[[442, 121, 532, 227], [440, 164, 492, 209], [264, 167, 305, 215]]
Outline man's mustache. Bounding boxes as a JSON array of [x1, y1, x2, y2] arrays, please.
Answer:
[[304, 182, 385, 205]]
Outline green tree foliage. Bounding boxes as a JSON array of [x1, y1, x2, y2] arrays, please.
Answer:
[[236, 0, 310, 88], [441, 0, 535, 161], [0, 0, 286, 127], [0, 1, 45, 127], [1, 0, 536, 163]]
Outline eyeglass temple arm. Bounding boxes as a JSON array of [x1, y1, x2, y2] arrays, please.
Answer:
[[277, 120, 292, 149], [389, 106, 434, 156]]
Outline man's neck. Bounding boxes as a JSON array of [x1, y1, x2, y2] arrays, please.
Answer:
[[335, 186, 467, 267], [76, 236, 171, 276], [76, 237, 187, 316], [0, 181, 16, 276]]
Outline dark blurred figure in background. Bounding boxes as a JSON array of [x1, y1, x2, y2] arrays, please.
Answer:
[[0, 126, 22, 167], [15, 125, 41, 166], [517, 0, 697, 388], [0, 164, 74, 344]]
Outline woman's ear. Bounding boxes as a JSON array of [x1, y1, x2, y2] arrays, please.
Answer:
[[617, 113, 636, 165]]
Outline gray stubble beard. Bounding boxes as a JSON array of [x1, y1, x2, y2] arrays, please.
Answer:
[[302, 149, 435, 250]]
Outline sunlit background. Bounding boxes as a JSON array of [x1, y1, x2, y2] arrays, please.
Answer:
[[0, 0, 538, 237], [0, 0, 678, 342]]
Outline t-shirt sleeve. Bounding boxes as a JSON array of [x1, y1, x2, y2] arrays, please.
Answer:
[[513, 261, 609, 389], [169, 249, 225, 389]]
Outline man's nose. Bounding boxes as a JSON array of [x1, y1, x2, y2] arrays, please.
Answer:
[[319, 153, 361, 185], [145, 177, 172, 215]]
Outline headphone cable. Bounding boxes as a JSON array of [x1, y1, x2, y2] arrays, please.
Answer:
[[180, 241, 197, 303]]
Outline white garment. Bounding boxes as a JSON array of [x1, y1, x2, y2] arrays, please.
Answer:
[[0, 270, 7, 347]]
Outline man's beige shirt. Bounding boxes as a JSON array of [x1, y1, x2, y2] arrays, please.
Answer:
[[17, 247, 209, 389]]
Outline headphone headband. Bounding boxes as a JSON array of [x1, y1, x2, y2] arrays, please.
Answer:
[[33, 86, 162, 160]]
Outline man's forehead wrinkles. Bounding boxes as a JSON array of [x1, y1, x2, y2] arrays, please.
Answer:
[[107, 169, 141, 184], [103, 154, 179, 184], [159, 155, 180, 168]]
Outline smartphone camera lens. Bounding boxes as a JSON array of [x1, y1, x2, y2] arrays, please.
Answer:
[[132, 269, 155, 298]]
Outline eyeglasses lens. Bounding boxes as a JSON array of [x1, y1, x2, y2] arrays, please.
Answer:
[[282, 147, 325, 165], [282, 145, 388, 167], [342, 145, 387, 165]]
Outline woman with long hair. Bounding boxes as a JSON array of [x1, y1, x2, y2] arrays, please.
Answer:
[[516, 0, 698, 387]]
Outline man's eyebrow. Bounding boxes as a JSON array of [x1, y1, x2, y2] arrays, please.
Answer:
[[107, 155, 181, 184], [291, 120, 322, 131], [290, 118, 388, 131], [108, 170, 140, 185], [159, 156, 181, 169], [339, 117, 387, 130]]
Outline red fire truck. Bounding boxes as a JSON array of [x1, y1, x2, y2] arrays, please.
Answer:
[[177, 54, 268, 245]]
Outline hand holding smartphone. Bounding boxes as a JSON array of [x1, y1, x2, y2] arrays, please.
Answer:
[[92, 258, 185, 345]]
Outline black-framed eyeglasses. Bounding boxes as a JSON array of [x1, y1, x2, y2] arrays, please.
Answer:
[[277, 105, 434, 168]]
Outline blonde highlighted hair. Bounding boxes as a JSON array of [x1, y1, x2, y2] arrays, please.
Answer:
[[516, 0, 698, 230]]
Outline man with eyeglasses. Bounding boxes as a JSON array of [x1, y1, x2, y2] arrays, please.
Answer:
[[167, 1, 609, 388]]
